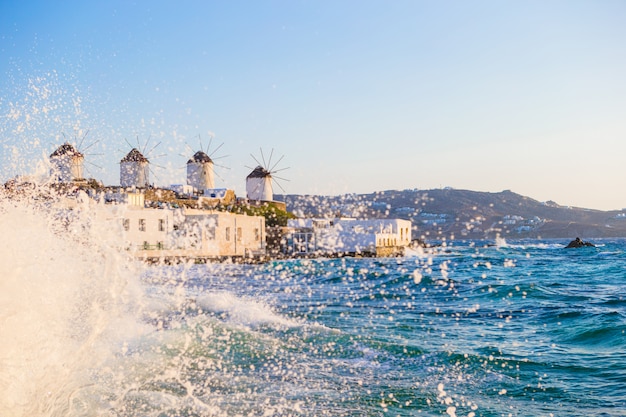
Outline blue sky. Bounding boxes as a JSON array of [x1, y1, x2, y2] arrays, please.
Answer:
[[1, 1, 625, 210]]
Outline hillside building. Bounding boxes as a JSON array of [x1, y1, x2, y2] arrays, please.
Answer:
[[172, 209, 266, 259], [283, 218, 412, 257], [94, 190, 266, 262]]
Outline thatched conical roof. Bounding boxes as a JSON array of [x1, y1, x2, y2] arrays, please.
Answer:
[[121, 148, 148, 163], [50, 143, 83, 158], [246, 166, 271, 179], [187, 150, 212, 164]]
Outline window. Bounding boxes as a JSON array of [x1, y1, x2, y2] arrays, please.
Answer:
[[158, 219, 165, 232], [254, 228, 260, 241], [139, 219, 146, 232], [122, 219, 130, 231], [237, 227, 242, 242], [225, 227, 231, 241]]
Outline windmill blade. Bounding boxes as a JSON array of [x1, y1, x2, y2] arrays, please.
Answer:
[[83, 161, 103, 180], [271, 167, 290, 175], [213, 162, 231, 170], [213, 170, 227, 182], [80, 139, 100, 153], [180, 140, 196, 158], [145, 140, 161, 157], [85, 161, 103, 170], [250, 153, 264, 168], [272, 175, 290, 182], [198, 134, 205, 153], [272, 177, 287, 193], [148, 163, 166, 186], [78, 129, 89, 148], [269, 154, 285, 173], [212, 154, 230, 161], [143, 135, 153, 154], [124, 137, 135, 150], [77, 129, 90, 150], [148, 166, 160, 185], [266, 148, 275, 170], [182, 140, 194, 154], [82, 165, 96, 180], [150, 163, 167, 170], [209, 142, 225, 158], [205, 134, 213, 154], [259, 148, 268, 168]]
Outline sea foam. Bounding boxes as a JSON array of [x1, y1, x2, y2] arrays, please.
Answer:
[[0, 184, 148, 416]]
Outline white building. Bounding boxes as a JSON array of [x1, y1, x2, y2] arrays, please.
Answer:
[[285, 218, 412, 257], [120, 148, 149, 188], [187, 150, 215, 191], [246, 166, 273, 202], [94, 192, 173, 252], [95, 191, 266, 261], [173, 209, 266, 259], [50, 143, 84, 182]]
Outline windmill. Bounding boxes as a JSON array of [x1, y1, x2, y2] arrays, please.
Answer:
[[186, 135, 228, 192], [119, 136, 163, 188], [49, 130, 100, 183], [245, 148, 289, 202], [50, 143, 84, 183]]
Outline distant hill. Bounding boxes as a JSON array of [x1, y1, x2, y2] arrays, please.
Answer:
[[277, 189, 626, 240]]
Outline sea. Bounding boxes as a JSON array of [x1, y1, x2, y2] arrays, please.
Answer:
[[1, 193, 625, 417]]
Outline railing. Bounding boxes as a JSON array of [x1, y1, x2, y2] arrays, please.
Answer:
[[136, 242, 167, 251]]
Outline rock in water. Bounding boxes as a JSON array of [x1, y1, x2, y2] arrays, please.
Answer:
[[565, 237, 595, 248]]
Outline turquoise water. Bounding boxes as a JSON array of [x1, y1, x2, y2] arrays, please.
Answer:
[[110, 239, 625, 416], [3, 231, 626, 416]]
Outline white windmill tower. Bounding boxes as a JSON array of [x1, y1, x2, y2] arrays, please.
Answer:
[[246, 166, 273, 201], [120, 148, 150, 188], [50, 142, 84, 183], [49, 130, 98, 183], [246, 149, 288, 202], [119, 136, 164, 188], [187, 150, 215, 191], [184, 135, 230, 194]]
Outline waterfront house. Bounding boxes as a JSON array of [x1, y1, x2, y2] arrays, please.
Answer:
[[284, 218, 412, 257]]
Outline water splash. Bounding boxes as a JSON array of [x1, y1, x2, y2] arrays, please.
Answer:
[[0, 183, 148, 417]]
